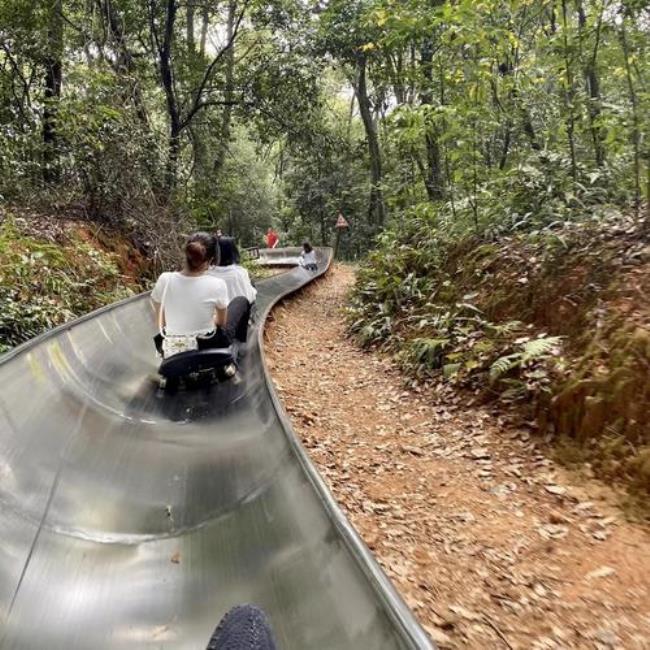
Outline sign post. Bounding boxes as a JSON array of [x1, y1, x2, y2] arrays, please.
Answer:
[[334, 212, 349, 260]]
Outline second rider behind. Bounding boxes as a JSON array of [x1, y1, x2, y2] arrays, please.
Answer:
[[208, 237, 256, 343]]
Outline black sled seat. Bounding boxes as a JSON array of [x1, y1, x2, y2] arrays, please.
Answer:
[[159, 347, 237, 380]]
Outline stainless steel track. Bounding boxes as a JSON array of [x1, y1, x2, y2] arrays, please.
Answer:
[[256, 247, 302, 266], [0, 248, 432, 649]]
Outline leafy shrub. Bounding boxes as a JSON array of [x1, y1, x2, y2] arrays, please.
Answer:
[[0, 219, 137, 352], [347, 209, 566, 403]]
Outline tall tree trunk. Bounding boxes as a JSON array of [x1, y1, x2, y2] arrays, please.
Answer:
[[354, 53, 385, 227], [499, 127, 511, 170], [420, 39, 444, 201], [199, 6, 209, 57], [213, 0, 236, 177], [439, 59, 457, 219], [561, 0, 578, 183], [156, 0, 181, 190], [186, 0, 195, 53], [42, 0, 63, 184], [101, 0, 149, 127], [320, 204, 326, 247], [577, 0, 606, 167], [619, 15, 641, 218]]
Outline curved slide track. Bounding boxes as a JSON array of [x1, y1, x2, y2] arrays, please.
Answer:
[[0, 248, 432, 649]]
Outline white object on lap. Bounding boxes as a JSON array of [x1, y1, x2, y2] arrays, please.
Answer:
[[162, 333, 199, 358]]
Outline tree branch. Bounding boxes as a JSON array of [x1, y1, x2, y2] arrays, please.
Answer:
[[1, 43, 32, 107], [179, 0, 251, 130]]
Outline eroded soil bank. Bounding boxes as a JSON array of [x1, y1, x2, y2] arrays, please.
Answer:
[[264, 265, 650, 650]]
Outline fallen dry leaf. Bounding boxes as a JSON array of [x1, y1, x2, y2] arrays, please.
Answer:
[[586, 566, 616, 580], [264, 265, 650, 650]]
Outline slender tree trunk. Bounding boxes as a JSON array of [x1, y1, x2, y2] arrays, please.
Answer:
[[499, 127, 511, 170], [354, 53, 385, 226], [561, 0, 578, 183], [213, 0, 236, 177], [619, 15, 641, 218], [43, 0, 63, 184], [384, 50, 406, 105], [470, 47, 481, 231], [491, 61, 512, 169], [496, 41, 525, 169], [101, 0, 149, 127], [509, 77, 541, 152], [408, 43, 416, 104], [439, 59, 457, 219], [577, 0, 606, 167], [157, 0, 181, 190], [420, 39, 444, 201], [320, 208, 326, 246], [167, 126, 181, 190], [346, 91, 355, 142], [186, 0, 195, 53], [199, 6, 209, 57]]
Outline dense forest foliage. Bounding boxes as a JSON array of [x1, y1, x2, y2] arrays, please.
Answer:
[[1, 1, 648, 250], [0, 0, 366, 257], [1, 0, 649, 502]]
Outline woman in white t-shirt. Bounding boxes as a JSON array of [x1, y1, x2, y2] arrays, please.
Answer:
[[208, 237, 256, 342], [151, 232, 246, 356]]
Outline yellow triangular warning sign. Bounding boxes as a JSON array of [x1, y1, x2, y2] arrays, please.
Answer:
[[335, 213, 349, 229]]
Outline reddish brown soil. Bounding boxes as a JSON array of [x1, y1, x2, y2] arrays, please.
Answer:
[[264, 265, 650, 650]]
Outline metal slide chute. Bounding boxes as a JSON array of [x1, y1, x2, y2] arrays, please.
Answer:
[[0, 249, 432, 649]]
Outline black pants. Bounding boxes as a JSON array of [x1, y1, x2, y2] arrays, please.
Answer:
[[198, 297, 251, 349], [154, 297, 252, 355]]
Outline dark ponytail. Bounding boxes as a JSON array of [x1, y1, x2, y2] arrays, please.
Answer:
[[185, 232, 217, 271]]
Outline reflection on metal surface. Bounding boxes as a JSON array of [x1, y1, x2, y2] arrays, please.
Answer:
[[0, 249, 433, 649], [257, 247, 302, 267]]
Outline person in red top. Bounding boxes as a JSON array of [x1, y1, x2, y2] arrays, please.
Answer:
[[265, 227, 279, 249]]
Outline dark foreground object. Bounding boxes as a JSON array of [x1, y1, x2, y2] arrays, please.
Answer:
[[157, 347, 237, 389], [207, 605, 277, 650]]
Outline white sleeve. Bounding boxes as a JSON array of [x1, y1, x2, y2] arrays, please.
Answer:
[[240, 267, 257, 302], [214, 279, 229, 310], [150, 273, 169, 303]]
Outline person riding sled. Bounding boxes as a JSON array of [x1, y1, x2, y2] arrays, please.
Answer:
[[151, 232, 249, 358], [299, 241, 317, 271]]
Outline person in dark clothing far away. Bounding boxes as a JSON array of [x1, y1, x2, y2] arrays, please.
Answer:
[[299, 241, 318, 271]]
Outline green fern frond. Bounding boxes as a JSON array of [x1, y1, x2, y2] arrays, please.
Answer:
[[489, 353, 519, 381], [410, 337, 449, 364], [521, 336, 562, 362], [488, 320, 524, 336]]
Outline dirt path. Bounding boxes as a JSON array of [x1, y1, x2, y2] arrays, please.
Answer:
[[264, 265, 650, 650]]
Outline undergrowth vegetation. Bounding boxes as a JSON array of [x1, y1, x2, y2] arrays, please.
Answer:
[[0, 217, 145, 352], [348, 201, 650, 512]]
